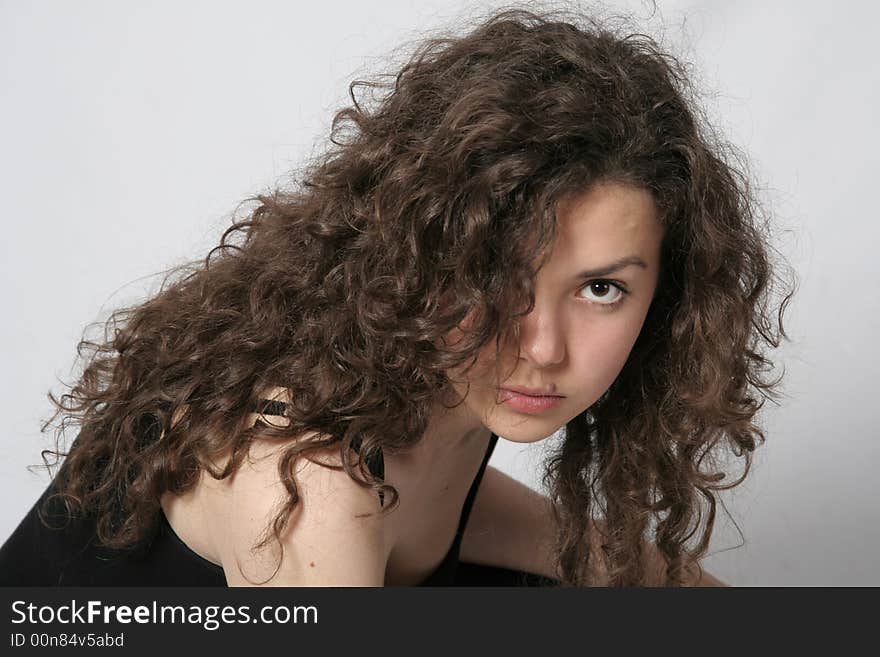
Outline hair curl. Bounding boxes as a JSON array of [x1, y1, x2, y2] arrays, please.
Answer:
[[37, 6, 796, 586]]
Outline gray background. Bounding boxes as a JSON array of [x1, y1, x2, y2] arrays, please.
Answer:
[[2, 0, 877, 585]]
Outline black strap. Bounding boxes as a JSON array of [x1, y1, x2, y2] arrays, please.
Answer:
[[456, 433, 498, 536], [253, 397, 385, 488], [255, 399, 287, 417]]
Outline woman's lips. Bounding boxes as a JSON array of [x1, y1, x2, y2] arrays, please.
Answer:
[[497, 389, 564, 414]]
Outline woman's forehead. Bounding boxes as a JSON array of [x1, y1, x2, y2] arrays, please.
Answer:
[[548, 183, 662, 262], [556, 183, 657, 229]]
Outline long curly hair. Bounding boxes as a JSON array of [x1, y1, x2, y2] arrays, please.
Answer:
[[37, 6, 796, 586]]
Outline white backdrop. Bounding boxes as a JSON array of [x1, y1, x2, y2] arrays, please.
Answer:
[[2, 0, 877, 586]]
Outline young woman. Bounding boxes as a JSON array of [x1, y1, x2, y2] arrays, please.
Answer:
[[0, 8, 793, 587]]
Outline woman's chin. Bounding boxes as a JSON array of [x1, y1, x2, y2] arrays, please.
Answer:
[[482, 412, 566, 444]]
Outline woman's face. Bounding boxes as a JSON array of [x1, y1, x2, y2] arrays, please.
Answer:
[[445, 181, 665, 443]]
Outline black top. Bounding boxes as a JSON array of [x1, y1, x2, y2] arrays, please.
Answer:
[[0, 420, 499, 586]]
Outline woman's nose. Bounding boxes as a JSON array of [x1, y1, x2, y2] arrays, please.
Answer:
[[517, 306, 566, 368]]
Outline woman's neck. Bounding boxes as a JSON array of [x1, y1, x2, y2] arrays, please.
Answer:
[[414, 393, 492, 464]]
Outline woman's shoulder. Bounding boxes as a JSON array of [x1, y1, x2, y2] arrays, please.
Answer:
[[218, 430, 388, 585], [232, 386, 385, 519], [172, 390, 389, 585]]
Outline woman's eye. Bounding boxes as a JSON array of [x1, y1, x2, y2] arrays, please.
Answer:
[[576, 280, 629, 308]]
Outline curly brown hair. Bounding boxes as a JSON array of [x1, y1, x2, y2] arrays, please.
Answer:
[[37, 6, 796, 586]]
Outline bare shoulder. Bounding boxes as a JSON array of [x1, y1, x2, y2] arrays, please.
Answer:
[[219, 426, 389, 587]]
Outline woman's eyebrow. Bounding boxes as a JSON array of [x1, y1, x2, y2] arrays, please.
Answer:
[[575, 255, 648, 279]]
